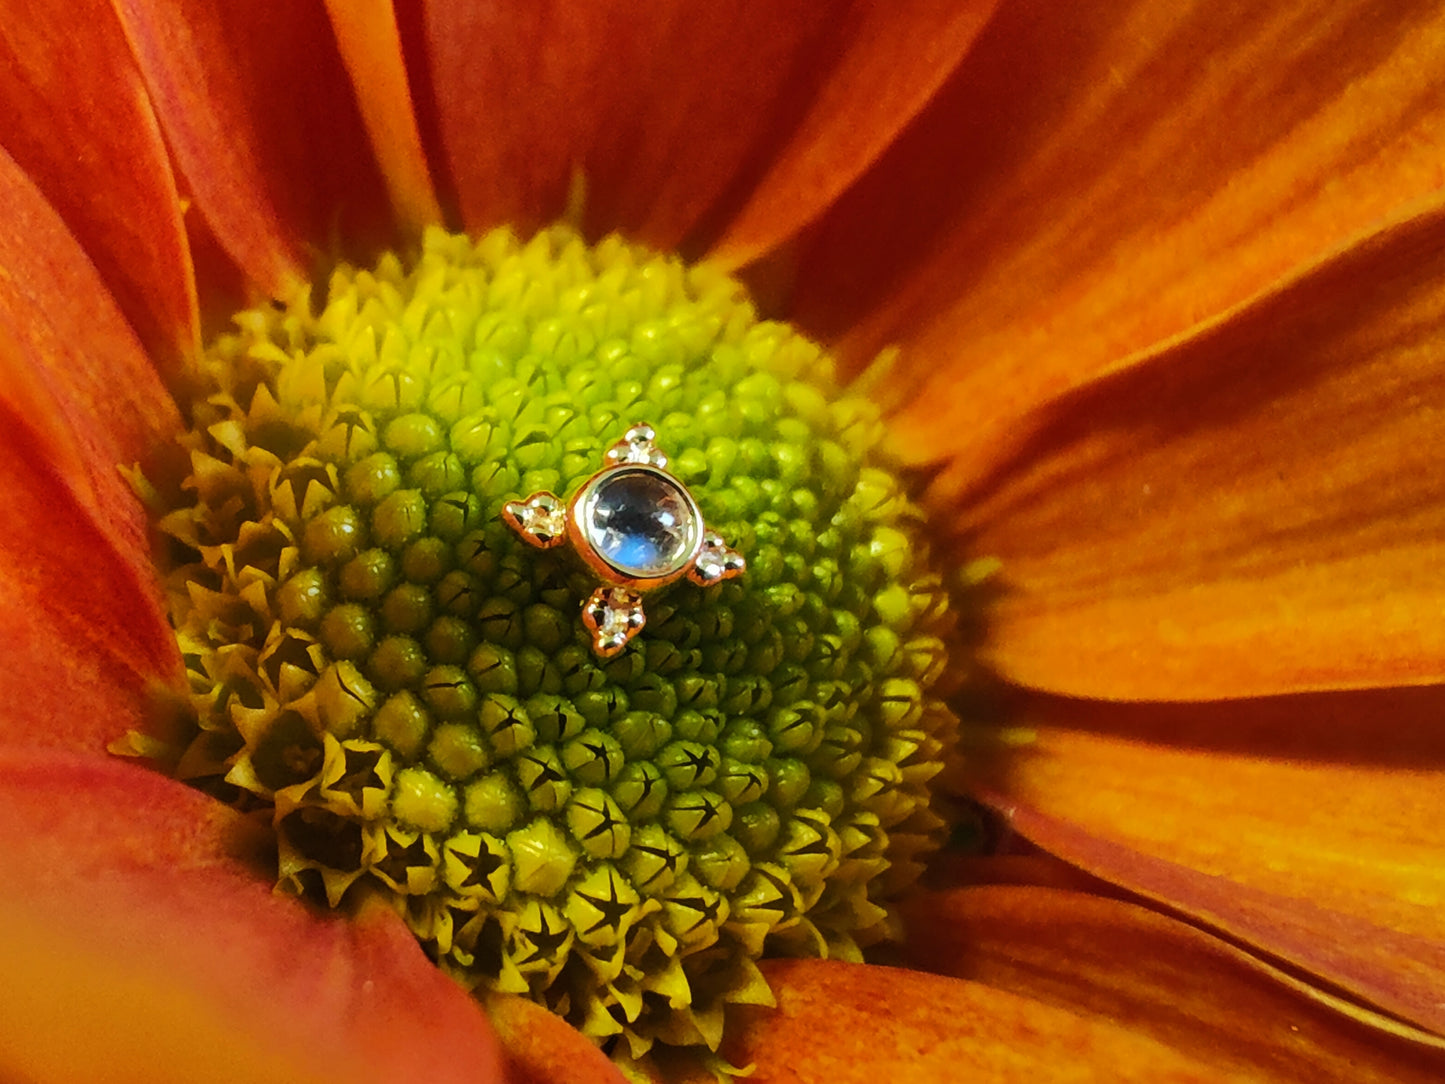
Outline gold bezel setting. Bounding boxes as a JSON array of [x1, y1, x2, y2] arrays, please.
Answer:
[[503, 424, 745, 656]]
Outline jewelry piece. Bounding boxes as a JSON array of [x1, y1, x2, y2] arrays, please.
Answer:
[[502, 424, 745, 656]]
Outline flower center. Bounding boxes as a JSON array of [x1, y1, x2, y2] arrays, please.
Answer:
[[151, 225, 959, 1059]]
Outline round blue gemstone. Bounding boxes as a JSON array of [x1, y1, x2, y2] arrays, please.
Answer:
[[586, 469, 696, 577]]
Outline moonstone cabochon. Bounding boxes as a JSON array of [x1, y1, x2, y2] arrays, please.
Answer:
[[569, 464, 705, 588]]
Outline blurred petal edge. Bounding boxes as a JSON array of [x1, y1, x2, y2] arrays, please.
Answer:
[[0, 750, 506, 1084]]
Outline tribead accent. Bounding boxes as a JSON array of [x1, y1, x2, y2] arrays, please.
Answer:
[[147, 225, 960, 1060]]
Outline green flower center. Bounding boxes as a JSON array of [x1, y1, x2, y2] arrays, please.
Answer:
[[151, 225, 959, 1058]]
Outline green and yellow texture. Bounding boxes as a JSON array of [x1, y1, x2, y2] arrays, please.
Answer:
[[2, 2, 1445, 1083], [153, 224, 956, 1056]]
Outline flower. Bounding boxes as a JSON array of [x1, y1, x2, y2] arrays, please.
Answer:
[[1, 1, 1443, 1082]]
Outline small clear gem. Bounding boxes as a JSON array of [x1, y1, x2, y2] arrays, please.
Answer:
[[582, 587, 647, 656], [503, 492, 567, 548], [586, 469, 697, 577], [690, 529, 746, 585]]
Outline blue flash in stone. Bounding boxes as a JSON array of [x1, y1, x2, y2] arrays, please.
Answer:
[[503, 424, 745, 656], [585, 469, 697, 578]]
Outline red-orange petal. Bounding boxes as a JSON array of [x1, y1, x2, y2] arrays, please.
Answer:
[[726, 958, 1222, 1082], [112, 0, 395, 298], [704, 0, 999, 267], [900, 885, 1445, 1082], [0, 750, 505, 1084], [0, 146, 181, 754], [969, 692, 1445, 1034], [418, 3, 984, 253], [0, 144, 180, 488], [0, 0, 198, 364], [483, 994, 627, 1084], [953, 205, 1445, 698], [0, 414, 178, 754], [323, 0, 443, 236], [415, 2, 804, 243], [791, 0, 1445, 483]]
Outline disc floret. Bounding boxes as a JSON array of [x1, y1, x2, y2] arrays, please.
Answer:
[[155, 225, 959, 1057]]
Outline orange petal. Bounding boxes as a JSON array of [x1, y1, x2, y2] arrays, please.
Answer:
[[323, 0, 443, 235], [0, 750, 505, 1084], [113, 0, 395, 297], [0, 0, 198, 363], [419, 3, 979, 252], [483, 993, 626, 1084], [970, 693, 1445, 1033], [727, 958, 1222, 1082], [953, 205, 1445, 698], [900, 886, 1445, 1082], [0, 409, 179, 754], [703, 0, 999, 267], [0, 143, 180, 483], [791, 0, 1445, 482], [927, 851, 1111, 896], [416, 2, 812, 243], [0, 146, 180, 754], [413, 0, 618, 235]]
